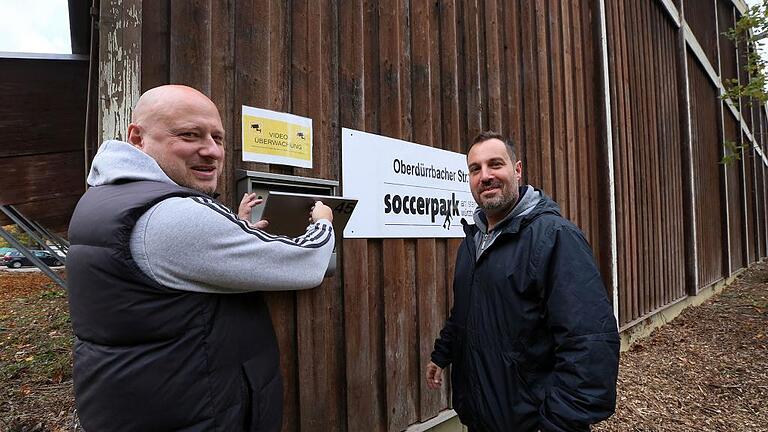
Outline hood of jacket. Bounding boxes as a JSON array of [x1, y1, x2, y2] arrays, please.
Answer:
[[87, 140, 177, 187], [463, 186, 562, 240]]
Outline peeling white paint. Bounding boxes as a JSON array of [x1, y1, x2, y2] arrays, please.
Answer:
[[99, 0, 141, 143]]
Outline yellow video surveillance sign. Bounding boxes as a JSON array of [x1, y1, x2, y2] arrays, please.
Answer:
[[242, 105, 313, 168]]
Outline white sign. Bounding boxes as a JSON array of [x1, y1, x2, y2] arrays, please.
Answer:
[[342, 128, 477, 238], [241, 105, 313, 168]]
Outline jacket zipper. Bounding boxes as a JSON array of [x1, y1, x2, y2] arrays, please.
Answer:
[[480, 233, 489, 256]]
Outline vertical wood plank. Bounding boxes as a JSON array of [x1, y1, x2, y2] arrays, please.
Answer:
[[411, 0, 434, 149], [439, 0, 462, 154], [659, 11, 672, 306], [617, 0, 638, 322], [380, 1, 417, 429], [296, 0, 345, 427], [267, 293, 298, 432], [628, 0, 648, 316], [210, 0, 235, 207], [428, 1, 444, 150], [364, 0, 381, 133], [169, 0, 211, 93], [343, 236, 385, 432], [521, 1, 540, 186], [502, 1, 524, 161], [379, 0, 403, 138], [289, 0, 310, 179], [645, 0, 661, 310], [535, 0, 553, 194], [399, 0, 413, 143], [463, 0, 484, 137], [338, 0, 381, 430], [383, 239, 418, 431], [416, 239, 442, 421], [484, 0, 502, 132], [410, 2, 443, 420], [98, 0, 142, 143], [549, 0, 566, 211], [581, 0, 599, 251], [561, 0, 577, 220], [235, 0, 270, 173], [140, 0, 169, 91], [570, 0, 587, 229]]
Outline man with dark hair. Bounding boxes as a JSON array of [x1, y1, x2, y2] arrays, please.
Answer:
[[68, 85, 335, 431], [426, 131, 620, 431]]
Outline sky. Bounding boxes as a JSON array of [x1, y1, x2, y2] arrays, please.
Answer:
[[0, 0, 71, 54]]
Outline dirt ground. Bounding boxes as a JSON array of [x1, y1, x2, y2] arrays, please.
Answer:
[[0, 263, 766, 432], [594, 261, 768, 432]]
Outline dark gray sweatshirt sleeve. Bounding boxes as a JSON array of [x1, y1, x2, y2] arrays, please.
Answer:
[[130, 196, 335, 293]]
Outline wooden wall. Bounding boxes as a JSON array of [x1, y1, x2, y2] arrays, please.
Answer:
[[0, 57, 89, 234], [605, 0, 687, 327], [94, 0, 768, 429], [689, 49, 727, 288], [605, 0, 768, 328], [97, 0, 604, 430]]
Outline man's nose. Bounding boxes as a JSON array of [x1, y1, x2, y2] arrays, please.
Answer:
[[479, 166, 494, 182], [199, 137, 224, 160]]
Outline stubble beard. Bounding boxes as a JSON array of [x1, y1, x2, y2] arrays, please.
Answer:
[[167, 168, 218, 196], [475, 189, 518, 227], [477, 183, 518, 213], [180, 178, 217, 196]]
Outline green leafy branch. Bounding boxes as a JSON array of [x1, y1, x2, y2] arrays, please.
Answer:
[[721, 140, 749, 165], [722, 1, 768, 109]]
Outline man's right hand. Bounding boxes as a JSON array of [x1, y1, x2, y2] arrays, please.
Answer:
[[310, 201, 333, 223], [425, 361, 443, 389]]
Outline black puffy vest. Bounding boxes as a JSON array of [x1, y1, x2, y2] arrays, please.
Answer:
[[67, 180, 283, 432]]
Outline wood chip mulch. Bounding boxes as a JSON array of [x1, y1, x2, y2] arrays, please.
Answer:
[[594, 261, 768, 432]]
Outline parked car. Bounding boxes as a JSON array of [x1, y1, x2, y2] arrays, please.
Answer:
[[3, 250, 63, 268], [0, 247, 17, 256]]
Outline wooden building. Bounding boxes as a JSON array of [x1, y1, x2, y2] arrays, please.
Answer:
[[0, 55, 89, 233], [0, 0, 92, 234], [44, 0, 768, 430]]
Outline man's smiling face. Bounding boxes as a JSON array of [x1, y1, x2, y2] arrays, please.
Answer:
[[127, 86, 225, 195], [467, 138, 522, 217]]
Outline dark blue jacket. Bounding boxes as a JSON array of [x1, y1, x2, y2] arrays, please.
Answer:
[[431, 192, 620, 432], [68, 180, 283, 432]]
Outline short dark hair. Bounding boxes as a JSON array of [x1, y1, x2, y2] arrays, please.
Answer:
[[470, 131, 517, 161]]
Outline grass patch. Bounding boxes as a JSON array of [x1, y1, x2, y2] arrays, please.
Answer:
[[0, 274, 74, 431]]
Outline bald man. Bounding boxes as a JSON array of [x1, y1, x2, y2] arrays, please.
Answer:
[[67, 85, 335, 431]]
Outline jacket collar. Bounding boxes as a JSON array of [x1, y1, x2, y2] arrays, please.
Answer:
[[463, 187, 561, 240]]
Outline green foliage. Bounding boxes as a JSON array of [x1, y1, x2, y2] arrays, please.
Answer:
[[721, 140, 749, 164], [39, 289, 66, 300], [0, 225, 35, 248], [720, 2, 768, 165], [722, 1, 768, 109]]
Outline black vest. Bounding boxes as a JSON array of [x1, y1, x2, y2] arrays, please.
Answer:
[[68, 180, 283, 432]]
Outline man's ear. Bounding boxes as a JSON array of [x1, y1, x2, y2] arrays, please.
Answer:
[[514, 160, 523, 180], [126, 123, 143, 148]]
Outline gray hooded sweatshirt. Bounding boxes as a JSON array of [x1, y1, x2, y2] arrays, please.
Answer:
[[472, 185, 540, 260], [87, 140, 335, 293]]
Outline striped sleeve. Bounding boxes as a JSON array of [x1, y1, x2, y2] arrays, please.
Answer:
[[190, 196, 333, 248], [130, 196, 335, 293]]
